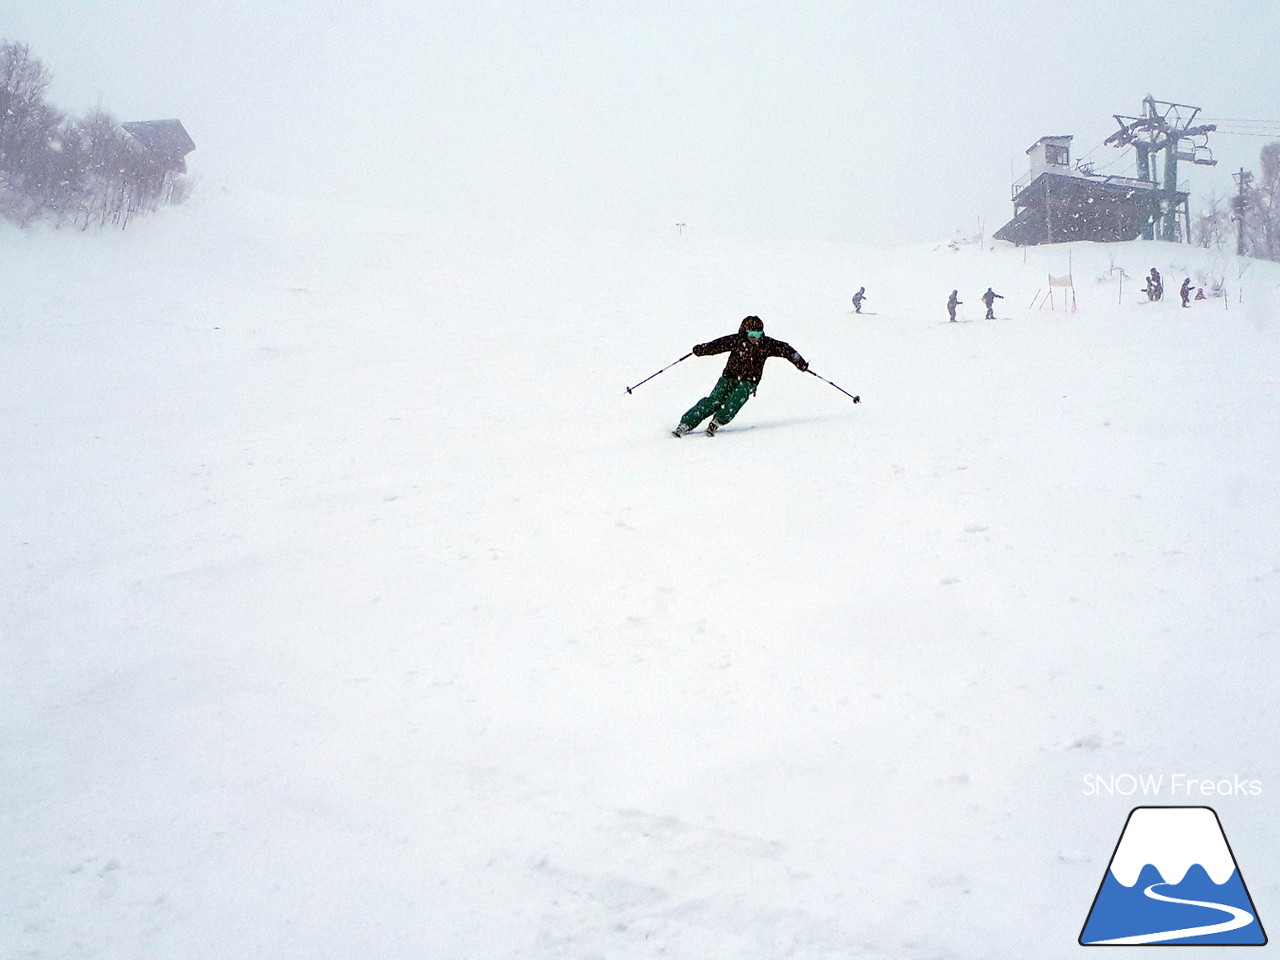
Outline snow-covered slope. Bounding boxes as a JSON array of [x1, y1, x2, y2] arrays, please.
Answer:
[[2, 191, 1278, 959]]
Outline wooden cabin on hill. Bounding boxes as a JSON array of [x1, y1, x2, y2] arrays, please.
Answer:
[[120, 119, 196, 174]]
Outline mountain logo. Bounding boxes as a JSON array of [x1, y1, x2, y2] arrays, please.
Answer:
[[1080, 806, 1267, 945]]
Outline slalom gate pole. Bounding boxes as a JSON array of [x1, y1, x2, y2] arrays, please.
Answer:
[[625, 352, 692, 394], [807, 369, 861, 404]]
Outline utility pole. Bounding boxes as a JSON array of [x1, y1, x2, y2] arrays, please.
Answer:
[[1232, 168, 1253, 257], [1105, 96, 1217, 242]]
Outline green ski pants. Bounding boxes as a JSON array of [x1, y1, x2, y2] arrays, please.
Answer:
[[679, 376, 756, 429]]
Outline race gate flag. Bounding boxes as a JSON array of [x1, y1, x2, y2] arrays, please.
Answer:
[[1080, 806, 1267, 945]]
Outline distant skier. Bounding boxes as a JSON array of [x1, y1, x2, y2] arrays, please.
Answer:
[[1180, 277, 1192, 308], [1146, 268, 1163, 302], [947, 290, 962, 322], [852, 287, 867, 314], [671, 315, 808, 437], [981, 287, 1004, 319]]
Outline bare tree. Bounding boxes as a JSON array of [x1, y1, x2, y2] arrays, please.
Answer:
[[1246, 142, 1280, 262], [0, 41, 64, 224], [1191, 192, 1233, 251], [0, 41, 57, 158]]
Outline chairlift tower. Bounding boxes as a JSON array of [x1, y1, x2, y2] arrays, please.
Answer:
[[1232, 168, 1253, 257], [1104, 96, 1217, 242]]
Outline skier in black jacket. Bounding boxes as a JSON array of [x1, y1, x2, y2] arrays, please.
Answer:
[[672, 316, 808, 436]]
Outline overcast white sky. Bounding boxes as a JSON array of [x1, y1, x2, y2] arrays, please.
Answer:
[[5, 0, 1280, 242]]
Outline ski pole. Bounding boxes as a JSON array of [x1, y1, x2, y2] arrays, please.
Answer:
[[807, 369, 860, 404], [625, 352, 692, 394]]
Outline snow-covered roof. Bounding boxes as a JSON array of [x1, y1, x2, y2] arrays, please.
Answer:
[[120, 119, 196, 157], [1026, 135, 1073, 154]]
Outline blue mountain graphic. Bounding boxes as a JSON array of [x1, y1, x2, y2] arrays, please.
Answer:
[[1081, 863, 1266, 945]]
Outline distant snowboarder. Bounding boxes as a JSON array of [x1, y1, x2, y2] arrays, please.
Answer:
[[672, 315, 808, 437], [1180, 277, 1192, 308], [852, 287, 867, 314], [947, 290, 962, 322], [981, 287, 1004, 319]]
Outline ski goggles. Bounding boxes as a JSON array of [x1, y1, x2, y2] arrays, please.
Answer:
[[746, 330, 764, 338]]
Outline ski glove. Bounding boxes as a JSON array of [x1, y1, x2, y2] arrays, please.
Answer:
[[794, 357, 809, 372]]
